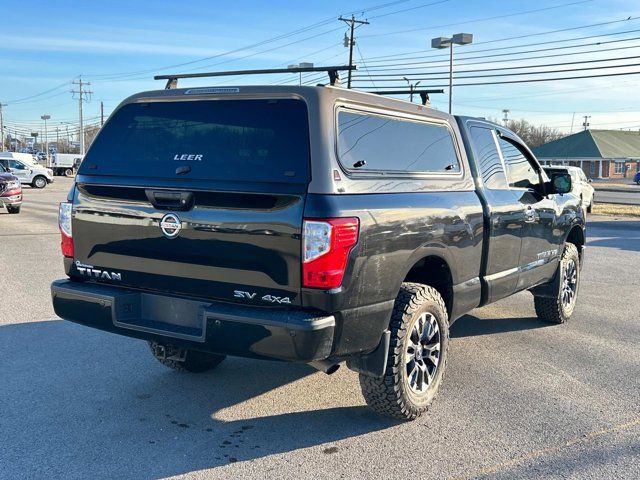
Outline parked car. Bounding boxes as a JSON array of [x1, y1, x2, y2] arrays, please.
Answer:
[[0, 152, 54, 188], [544, 165, 594, 213], [0, 163, 22, 214], [634, 171, 640, 185], [51, 82, 584, 420]]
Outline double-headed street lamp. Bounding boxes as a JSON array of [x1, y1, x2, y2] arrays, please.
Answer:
[[431, 33, 473, 114], [41, 114, 51, 163]]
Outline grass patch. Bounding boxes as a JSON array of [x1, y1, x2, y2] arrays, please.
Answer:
[[591, 203, 640, 217]]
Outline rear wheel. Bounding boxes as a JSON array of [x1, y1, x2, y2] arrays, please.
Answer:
[[32, 176, 47, 189], [7, 205, 20, 214], [148, 341, 226, 373], [359, 283, 449, 420], [534, 243, 580, 324], [64, 168, 73, 177]]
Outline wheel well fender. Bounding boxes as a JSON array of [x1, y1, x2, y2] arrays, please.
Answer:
[[401, 254, 454, 316], [565, 224, 585, 261]]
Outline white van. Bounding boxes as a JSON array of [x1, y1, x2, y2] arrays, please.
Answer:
[[0, 152, 54, 188]]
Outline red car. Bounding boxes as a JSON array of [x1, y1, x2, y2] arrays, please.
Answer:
[[0, 163, 22, 214]]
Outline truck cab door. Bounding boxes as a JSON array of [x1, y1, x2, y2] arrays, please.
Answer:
[[468, 126, 525, 303], [495, 135, 562, 290], [8, 160, 31, 184]]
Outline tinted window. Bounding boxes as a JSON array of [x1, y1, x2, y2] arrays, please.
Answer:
[[337, 111, 459, 174], [498, 137, 540, 189], [79, 99, 310, 183], [470, 127, 508, 189]]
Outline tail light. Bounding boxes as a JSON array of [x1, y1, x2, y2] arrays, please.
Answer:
[[59, 202, 74, 258], [302, 217, 359, 289]]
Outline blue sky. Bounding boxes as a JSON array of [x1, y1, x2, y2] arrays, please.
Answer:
[[2, 0, 640, 140]]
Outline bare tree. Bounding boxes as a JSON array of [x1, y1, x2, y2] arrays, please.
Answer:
[[504, 119, 564, 148], [83, 125, 101, 150]]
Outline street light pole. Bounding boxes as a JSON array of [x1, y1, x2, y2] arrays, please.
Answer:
[[41, 114, 51, 164], [0, 103, 6, 152], [448, 44, 454, 114], [431, 33, 473, 114]]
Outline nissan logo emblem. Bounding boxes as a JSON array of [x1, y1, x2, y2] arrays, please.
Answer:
[[160, 213, 182, 239]]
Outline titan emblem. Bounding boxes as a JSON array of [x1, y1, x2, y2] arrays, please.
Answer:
[[160, 213, 182, 239], [75, 261, 122, 281]]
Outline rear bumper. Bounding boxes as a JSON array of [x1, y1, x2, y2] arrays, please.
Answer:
[[51, 279, 335, 362]]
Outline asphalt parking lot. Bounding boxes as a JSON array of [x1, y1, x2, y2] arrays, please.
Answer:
[[1, 177, 638, 480]]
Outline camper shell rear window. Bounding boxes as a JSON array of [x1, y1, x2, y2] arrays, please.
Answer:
[[79, 99, 311, 184]]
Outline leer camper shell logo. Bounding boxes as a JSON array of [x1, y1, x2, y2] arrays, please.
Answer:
[[174, 154, 203, 161]]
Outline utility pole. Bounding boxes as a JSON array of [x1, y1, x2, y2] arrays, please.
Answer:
[[582, 115, 591, 131], [71, 76, 92, 155], [100, 101, 104, 126], [339, 15, 369, 89], [0, 103, 6, 152], [403, 77, 421, 103], [502, 109, 510, 125]]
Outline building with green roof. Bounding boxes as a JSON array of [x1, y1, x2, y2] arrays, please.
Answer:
[[532, 129, 640, 179]]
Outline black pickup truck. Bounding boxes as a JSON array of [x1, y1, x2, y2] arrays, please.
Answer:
[[51, 83, 584, 420]]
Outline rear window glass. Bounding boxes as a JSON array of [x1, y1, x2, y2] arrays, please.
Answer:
[[80, 99, 310, 183], [336, 110, 460, 174]]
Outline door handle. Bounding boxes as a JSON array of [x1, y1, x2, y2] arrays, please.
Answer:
[[524, 206, 537, 223]]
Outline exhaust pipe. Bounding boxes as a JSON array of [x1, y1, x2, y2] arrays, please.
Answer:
[[309, 360, 340, 375]]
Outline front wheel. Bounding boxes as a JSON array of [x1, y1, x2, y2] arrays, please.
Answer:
[[7, 205, 20, 214], [534, 243, 580, 324], [359, 283, 449, 420], [32, 176, 47, 189], [64, 168, 73, 177]]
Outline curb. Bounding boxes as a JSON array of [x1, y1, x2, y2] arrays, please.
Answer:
[[593, 186, 640, 193]]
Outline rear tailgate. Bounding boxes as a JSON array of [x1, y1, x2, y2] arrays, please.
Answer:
[[71, 97, 310, 307]]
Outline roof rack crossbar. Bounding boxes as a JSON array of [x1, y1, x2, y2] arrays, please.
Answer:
[[154, 65, 356, 89], [368, 89, 445, 106]]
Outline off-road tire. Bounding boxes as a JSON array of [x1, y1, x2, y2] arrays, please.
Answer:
[[32, 176, 47, 189], [359, 283, 449, 421], [534, 243, 580, 324], [7, 205, 20, 214], [148, 341, 226, 373]]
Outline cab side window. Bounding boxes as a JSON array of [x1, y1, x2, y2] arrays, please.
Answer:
[[497, 137, 540, 189], [470, 126, 509, 190]]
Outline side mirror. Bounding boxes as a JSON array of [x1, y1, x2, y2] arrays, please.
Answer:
[[548, 172, 572, 195]]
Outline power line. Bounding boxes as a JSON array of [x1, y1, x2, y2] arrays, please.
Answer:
[[352, 54, 640, 80], [364, 68, 640, 89], [363, 15, 640, 62], [86, 0, 413, 82], [360, 0, 594, 38], [363, 28, 640, 66], [363, 42, 640, 73], [367, 0, 450, 19], [4, 80, 72, 105]]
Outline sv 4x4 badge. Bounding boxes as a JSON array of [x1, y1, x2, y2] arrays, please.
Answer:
[[234, 290, 291, 304]]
